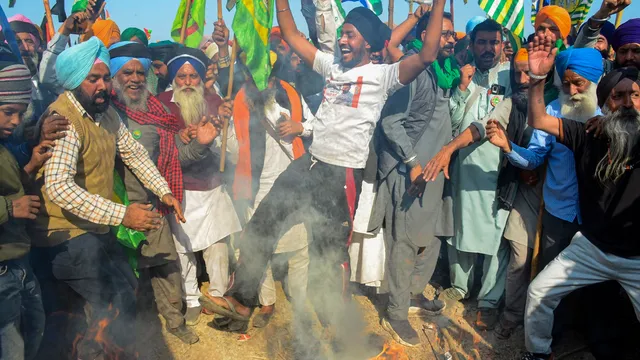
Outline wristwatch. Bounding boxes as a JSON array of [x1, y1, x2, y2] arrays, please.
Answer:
[[6, 199, 13, 218]]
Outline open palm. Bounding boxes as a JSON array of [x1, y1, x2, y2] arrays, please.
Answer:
[[528, 35, 557, 78]]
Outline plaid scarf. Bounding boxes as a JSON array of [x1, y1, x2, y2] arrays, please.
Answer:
[[111, 93, 184, 215]]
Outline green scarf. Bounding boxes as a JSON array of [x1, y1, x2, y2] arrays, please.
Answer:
[[111, 171, 146, 277], [407, 40, 461, 89]]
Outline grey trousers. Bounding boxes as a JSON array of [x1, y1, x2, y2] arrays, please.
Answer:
[[525, 233, 640, 355], [448, 240, 510, 309], [503, 240, 532, 323], [144, 260, 185, 330], [386, 235, 441, 321]]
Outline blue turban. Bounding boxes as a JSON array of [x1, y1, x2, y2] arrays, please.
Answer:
[[611, 18, 640, 51], [56, 37, 110, 90], [466, 16, 486, 34], [555, 47, 604, 84], [167, 48, 209, 83], [108, 41, 152, 76]]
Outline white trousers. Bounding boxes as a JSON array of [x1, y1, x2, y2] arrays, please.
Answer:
[[525, 233, 640, 354], [178, 241, 230, 308], [258, 246, 309, 308]]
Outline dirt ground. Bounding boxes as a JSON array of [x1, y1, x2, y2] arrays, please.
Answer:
[[133, 282, 608, 360]]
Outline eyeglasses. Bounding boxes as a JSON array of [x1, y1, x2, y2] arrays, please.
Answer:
[[441, 31, 457, 40]]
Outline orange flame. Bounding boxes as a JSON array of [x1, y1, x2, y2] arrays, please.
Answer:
[[369, 341, 409, 360]]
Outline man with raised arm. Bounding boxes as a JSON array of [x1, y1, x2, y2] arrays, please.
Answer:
[[520, 34, 640, 360], [199, 0, 447, 334]]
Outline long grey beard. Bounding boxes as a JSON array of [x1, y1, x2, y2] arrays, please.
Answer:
[[113, 79, 150, 112], [559, 82, 599, 123], [172, 81, 208, 126], [596, 106, 640, 184], [22, 52, 39, 77]]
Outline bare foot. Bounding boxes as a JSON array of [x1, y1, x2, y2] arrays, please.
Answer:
[[259, 304, 275, 314]]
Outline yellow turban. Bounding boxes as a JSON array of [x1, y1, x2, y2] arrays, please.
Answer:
[[82, 19, 121, 47], [514, 48, 528, 62], [535, 5, 571, 40]]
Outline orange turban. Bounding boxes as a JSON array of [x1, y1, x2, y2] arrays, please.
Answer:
[[535, 5, 571, 40], [82, 19, 121, 47], [514, 48, 528, 62]]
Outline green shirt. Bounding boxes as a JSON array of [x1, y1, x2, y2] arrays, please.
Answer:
[[0, 143, 30, 262]]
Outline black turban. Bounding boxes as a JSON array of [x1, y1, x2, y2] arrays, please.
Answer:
[[344, 8, 386, 52], [596, 67, 640, 108]]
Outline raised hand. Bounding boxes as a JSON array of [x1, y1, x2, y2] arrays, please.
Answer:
[[595, 0, 630, 18], [528, 35, 557, 79], [196, 116, 220, 146], [459, 64, 476, 92], [213, 20, 230, 48], [218, 99, 234, 123], [485, 120, 511, 153], [414, 3, 432, 18]]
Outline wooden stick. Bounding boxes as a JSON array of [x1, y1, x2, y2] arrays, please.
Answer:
[[218, 0, 223, 20], [43, 0, 56, 40], [409, 0, 414, 15], [615, 10, 624, 28], [388, 0, 394, 29], [440, 328, 462, 360], [530, 167, 547, 281], [449, 0, 454, 25], [180, 0, 193, 44], [219, 37, 238, 173]]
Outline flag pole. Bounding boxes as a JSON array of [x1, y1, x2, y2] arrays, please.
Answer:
[[43, 0, 55, 40], [615, 10, 624, 28], [388, 0, 394, 28], [219, 36, 238, 173], [218, 0, 223, 20], [180, 0, 193, 44], [409, 0, 413, 15], [449, 0, 454, 25]]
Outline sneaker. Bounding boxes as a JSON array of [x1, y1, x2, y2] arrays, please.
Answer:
[[409, 295, 446, 316], [438, 287, 464, 302], [381, 318, 420, 347], [494, 316, 521, 340], [185, 306, 201, 326], [167, 324, 199, 345], [475, 308, 499, 331], [521, 352, 553, 360]]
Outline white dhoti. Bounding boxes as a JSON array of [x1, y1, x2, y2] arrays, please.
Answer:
[[169, 186, 242, 308]]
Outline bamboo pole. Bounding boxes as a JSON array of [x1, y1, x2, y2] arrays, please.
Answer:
[[219, 37, 238, 173], [388, 0, 394, 28], [218, 0, 223, 20], [409, 0, 414, 15], [180, 0, 193, 44], [615, 10, 624, 28], [449, 0, 454, 25], [530, 167, 547, 281], [43, 0, 55, 40]]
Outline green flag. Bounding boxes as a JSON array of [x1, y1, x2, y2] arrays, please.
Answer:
[[171, 0, 207, 48], [479, 0, 524, 37], [232, 0, 274, 91]]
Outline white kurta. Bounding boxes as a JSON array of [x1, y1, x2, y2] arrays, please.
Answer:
[[170, 185, 242, 253]]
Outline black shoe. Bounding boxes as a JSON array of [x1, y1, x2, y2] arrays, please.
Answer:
[[409, 295, 446, 316], [381, 318, 420, 347], [494, 316, 521, 340], [521, 352, 553, 360], [167, 324, 200, 345]]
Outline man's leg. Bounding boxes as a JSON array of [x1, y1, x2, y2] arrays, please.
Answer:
[[477, 239, 510, 309], [258, 262, 277, 308], [177, 252, 201, 309], [49, 233, 137, 359], [149, 261, 185, 329], [496, 240, 531, 339], [0, 258, 31, 360], [408, 236, 442, 299], [525, 234, 611, 355], [203, 240, 230, 298], [387, 239, 419, 322], [445, 244, 475, 300], [285, 246, 310, 313], [18, 259, 45, 360], [539, 210, 579, 269], [226, 155, 313, 307]]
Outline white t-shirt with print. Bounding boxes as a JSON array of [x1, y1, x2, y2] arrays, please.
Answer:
[[307, 50, 403, 169]]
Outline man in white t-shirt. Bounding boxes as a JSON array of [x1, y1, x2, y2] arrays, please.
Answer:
[[199, 0, 448, 335]]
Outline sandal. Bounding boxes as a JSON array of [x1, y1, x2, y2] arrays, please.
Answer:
[[199, 294, 250, 322]]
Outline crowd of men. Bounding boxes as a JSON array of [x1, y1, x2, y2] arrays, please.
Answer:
[[1, 0, 639, 359]]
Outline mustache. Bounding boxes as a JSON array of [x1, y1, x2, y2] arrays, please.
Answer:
[[481, 52, 495, 58], [442, 44, 454, 50], [92, 91, 108, 101]]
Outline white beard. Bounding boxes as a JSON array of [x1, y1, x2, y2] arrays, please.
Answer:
[[113, 78, 149, 112], [172, 81, 208, 126], [596, 106, 640, 183], [558, 82, 599, 123]]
